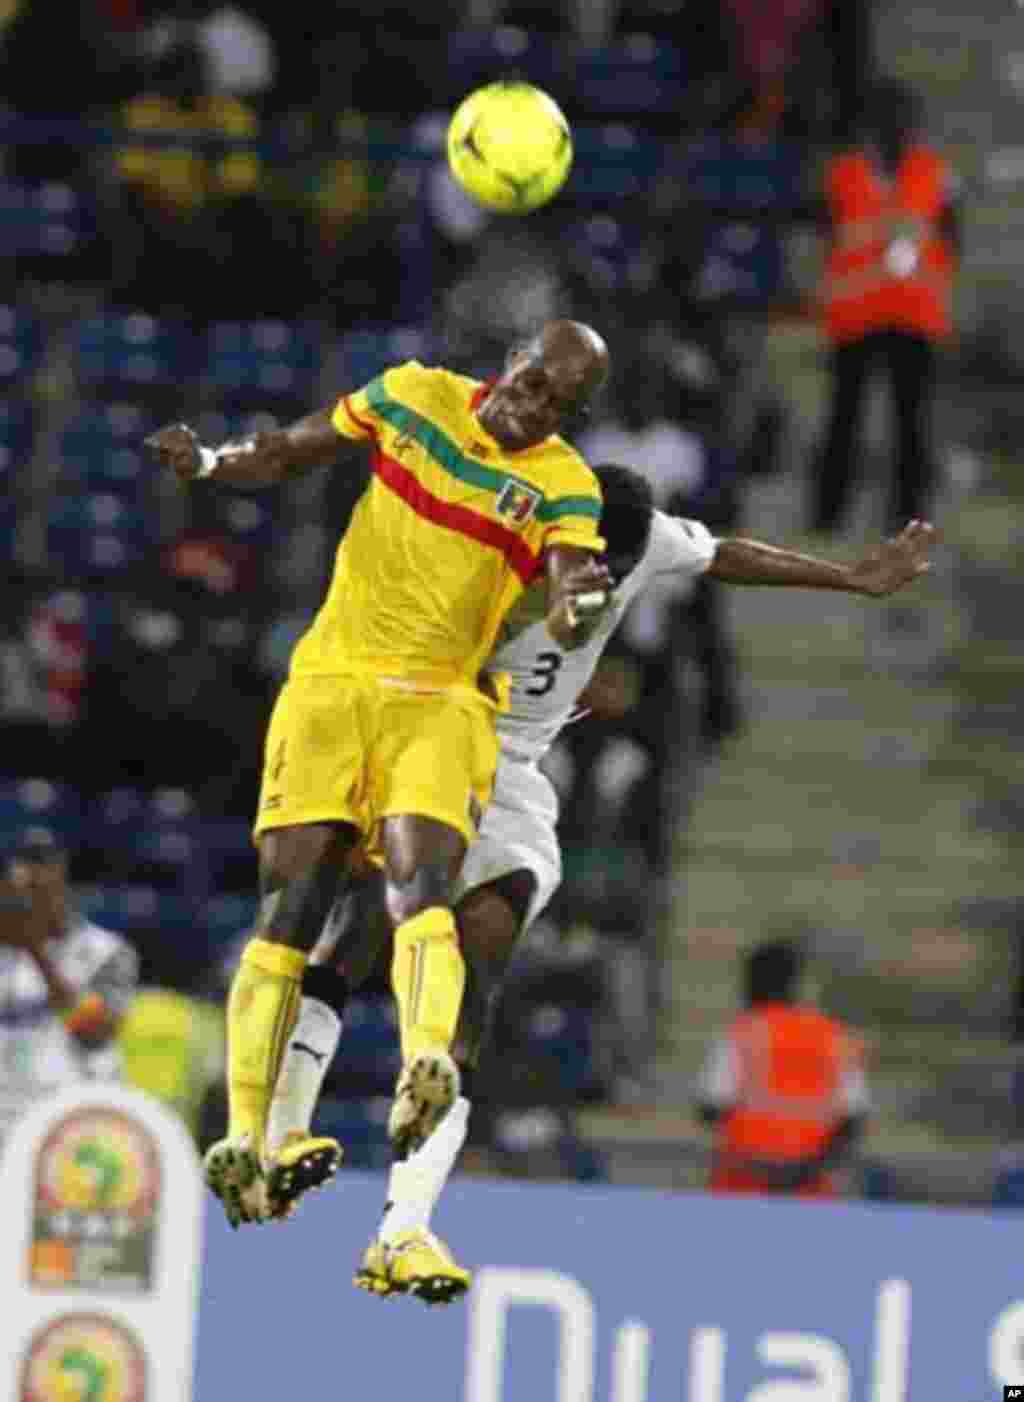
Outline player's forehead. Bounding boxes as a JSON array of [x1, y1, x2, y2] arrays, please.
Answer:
[[512, 342, 590, 395]]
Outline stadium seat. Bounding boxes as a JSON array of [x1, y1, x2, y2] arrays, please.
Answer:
[[198, 892, 259, 956], [0, 181, 92, 264], [523, 1002, 602, 1098], [201, 818, 257, 894], [72, 311, 195, 401], [682, 136, 804, 210], [566, 124, 663, 205], [201, 320, 321, 411], [338, 325, 435, 387], [314, 1097, 391, 1171], [0, 396, 33, 484], [59, 401, 158, 501], [0, 778, 83, 851], [333, 996, 401, 1094], [446, 26, 561, 96], [0, 303, 43, 387], [570, 33, 685, 117], [46, 493, 153, 579], [694, 221, 785, 303], [76, 885, 201, 957]]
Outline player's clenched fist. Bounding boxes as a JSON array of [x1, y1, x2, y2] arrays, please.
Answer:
[[144, 423, 205, 483]]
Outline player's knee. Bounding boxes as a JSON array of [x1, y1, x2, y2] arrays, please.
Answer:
[[255, 823, 354, 949], [386, 862, 454, 927]]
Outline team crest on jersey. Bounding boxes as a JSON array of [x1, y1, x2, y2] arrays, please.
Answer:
[[496, 479, 541, 526]]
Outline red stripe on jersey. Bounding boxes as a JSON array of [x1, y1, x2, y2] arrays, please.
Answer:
[[340, 394, 376, 436], [374, 449, 541, 584]]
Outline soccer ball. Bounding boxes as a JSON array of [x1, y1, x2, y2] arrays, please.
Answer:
[[447, 81, 573, 215]]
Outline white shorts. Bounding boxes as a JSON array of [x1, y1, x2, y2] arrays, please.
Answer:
[[452, 752, 561, 933]]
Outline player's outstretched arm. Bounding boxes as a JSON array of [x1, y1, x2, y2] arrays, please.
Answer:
[[543, 544, 613, 648], [707, 520, 938, 597], [144, 408, 344, 489]]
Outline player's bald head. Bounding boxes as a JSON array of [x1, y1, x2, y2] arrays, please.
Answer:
[[479, 320, 611, 450], [525, 320, 610, 406]]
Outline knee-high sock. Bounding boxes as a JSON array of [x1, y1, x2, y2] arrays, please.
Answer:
[[227, 938, 306, 1151], [265, 996, 343, 1156], [391, 906, 465, 1060], [380, 1096, 471, 1244]]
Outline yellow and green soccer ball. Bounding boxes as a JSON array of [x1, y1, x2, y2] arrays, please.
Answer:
[[447, 81, 573, 214]]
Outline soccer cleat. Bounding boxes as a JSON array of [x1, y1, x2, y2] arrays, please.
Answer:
[[388, 1048, 460, 1156], [265, 1132, 342, 1219], [354, 1229, 471, 1306], [203, 1134, 268, 1229]]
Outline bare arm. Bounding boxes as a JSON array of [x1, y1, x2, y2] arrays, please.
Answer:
[[707, 520, 937, 597], [144, 408, 346, 489], [543, 544, 612, 649]]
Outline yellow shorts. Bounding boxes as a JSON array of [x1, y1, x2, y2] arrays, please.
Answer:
[[253, 673, 499, 850]]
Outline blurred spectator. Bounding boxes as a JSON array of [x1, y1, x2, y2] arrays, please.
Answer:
[[0, 828, 138, 1144], [118, 983, 224, 1144], [194, 1, 276, 101], [105, 34, 263, 314], [74, 581, 274, 811], [696, 938, 869, 1197], [275, 36, 404, 324], [579, 344, 744, 747], [810, 79, 960, 535]]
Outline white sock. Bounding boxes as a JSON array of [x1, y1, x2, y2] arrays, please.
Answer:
[[265, 996, 342, 1157], [380, 1096, 471, 1244]]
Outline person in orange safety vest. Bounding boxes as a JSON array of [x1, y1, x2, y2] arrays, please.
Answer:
[[696, 939, 870, 1197], [810, 79, 960, 536]]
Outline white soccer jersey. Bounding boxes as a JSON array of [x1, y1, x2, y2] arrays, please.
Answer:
[[456, 512, 717, 928], [0, 916, 139, 1142], [490, 510, 717, 763]]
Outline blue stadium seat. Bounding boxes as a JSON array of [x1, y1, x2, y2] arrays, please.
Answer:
[[566, 124, 662, 205], [76, 885, 198, 950], [447, 26, 561, 93], [682, 136, 804, 210], [0, 181, 92, 262], [566, 213, 647, 292], [524, 1003, 600, 1096], [572, 33, 685, 116], [201, 818, 257, 894], [314, 1097, 391, 1171], [337, 996, 401, 1090], [694, 221, 785, 303], [338, 325, 435, 388], [201, 320, 321, 409], [0, 397, 35, 487], [0, 303, 43, 387], [73, 311, 195, 399], [198, 892, 259, 955], [59, 402, 158, 501], [122, 823, 205, 893], [0, 778, 83, 851], [47, 493, 153, 578]]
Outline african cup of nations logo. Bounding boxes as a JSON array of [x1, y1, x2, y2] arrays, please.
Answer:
[[20, 1313, 146, 1402], [30, 1109, 161, 1293]]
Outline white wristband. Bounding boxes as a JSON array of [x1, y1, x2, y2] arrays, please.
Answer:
[[196, 445, 220, 479]]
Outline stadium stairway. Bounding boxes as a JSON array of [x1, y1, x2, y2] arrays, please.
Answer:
[[634, 306, 1024, 1198]]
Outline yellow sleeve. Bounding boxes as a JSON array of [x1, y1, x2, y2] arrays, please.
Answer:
[[330, 360, 425, 442], [540, 452, 605, 553]]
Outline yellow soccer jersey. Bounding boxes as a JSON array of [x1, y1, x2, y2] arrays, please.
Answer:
[[289, 361, 604, 687]]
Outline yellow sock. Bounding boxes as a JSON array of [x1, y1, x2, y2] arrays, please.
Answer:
[[227, 937, 307, 1151], [391, 907, 465, 1061]]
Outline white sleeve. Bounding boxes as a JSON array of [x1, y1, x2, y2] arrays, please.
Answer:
[[644, 510, 717, 581], [696, 1036, 739, 1107]]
